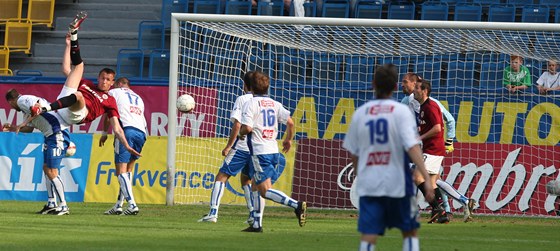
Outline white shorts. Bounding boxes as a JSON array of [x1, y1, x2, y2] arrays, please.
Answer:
[[423, 153, 444, 175], [56, 85, 88, 124]]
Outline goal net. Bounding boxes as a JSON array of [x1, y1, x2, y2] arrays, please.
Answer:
[[167, 14, 560, 217]]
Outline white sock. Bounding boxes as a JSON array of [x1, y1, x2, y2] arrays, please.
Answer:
[[242, 184, 253, 212], [51, 176, 67, 207], [118, 173, 136, 207], [264, 189, 297, 209], [359, 241, 375, 251], [251, 191, 265, 228], [209, 181, 225, 216], [71, 33, 78, 41], [45, 175, 57, 207], [436, 179, 468, 205], [116, 190, 124, 208], [402, 237, 419, 251]]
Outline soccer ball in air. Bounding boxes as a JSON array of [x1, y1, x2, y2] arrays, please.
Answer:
[[66, 141, 76, 157], [546, 180, 560, 196], [176, 94, 196, 113]]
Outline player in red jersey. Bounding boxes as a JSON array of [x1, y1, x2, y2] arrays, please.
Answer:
[[32, 11, 140, 157]]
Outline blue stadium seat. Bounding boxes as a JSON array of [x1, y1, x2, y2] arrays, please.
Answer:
[[521, 5, 550, 23], [446, 61, 477, 87], [479, 62, 506, 89], [257, 0, 284, 16], [161, 0, 188, 29], [138, 20, 165, 52], [248, 54, 274, 77], [377, 57, 409, 82], [354, 0, 383, 19], [541, 0, 560, 8], [225, 0, 252, 15], [472, 0, 496, 6], [414, 60, 443, 88], [213, 53, 244, 84], [366, 30, 397, 55], [388, 1, 415, 20], [488, 4, 516, 22], [311, 54, 342, 85], [344, 56, 375, 87], [182, 54, 211, 84], [399, 31, 430, 56], [193, 0, 221, 14], [534, 34, 560, 55], [454, 3, 483, 21], [276, 56, 307, 84], [557, 6, 560, 23], [524, 59, 543, 80], [501, 34, 531, 53], [322, 0, 350, 18], [290, 0, 317, 17], [148, 49, 170, 80], [507, 0, 534, 5], [116, 49, 144, 78], [421, 2, 449, 21]]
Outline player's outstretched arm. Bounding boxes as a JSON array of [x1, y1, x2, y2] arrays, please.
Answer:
[[223, 120, 241, 156], [408, 145, 434, 202], [61, 33, 72, 77], [99, 114, 110, 147], [108, 116, 141, 157]]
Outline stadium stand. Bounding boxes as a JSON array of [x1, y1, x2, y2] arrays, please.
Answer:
[[322, 0, 351, 18], [420, 1, 449, 21], [353, 0, 383, 19], [453, 3, 483, 21], [0, 47, 13, 76], [521, 5, 550, 23], [225, 0, 252, 15], [0, 0, 23, 23], [27, 0, 55, 28], [388, 1, 415, 20], [4, 20, 32, 54], [488, 4, 516, 22], [116, 48, 144, 78], [446, 61, 477, 87], [148, 49, 170, 80], [257, 0, 285, 16], [138, 20, 165, 52], [161, 0, 188, 29], [193, 0, 222, 14]]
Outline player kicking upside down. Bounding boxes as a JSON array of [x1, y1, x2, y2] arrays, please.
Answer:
[[32, 11, 141, 160]]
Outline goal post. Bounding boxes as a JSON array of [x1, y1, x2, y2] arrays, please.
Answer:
[[167, 13, 560, 217]]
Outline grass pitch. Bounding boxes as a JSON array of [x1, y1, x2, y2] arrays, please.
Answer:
[[0, 201, 558, 251]]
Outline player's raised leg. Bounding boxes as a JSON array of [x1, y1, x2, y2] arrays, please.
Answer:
[[436, 179, 477, 222]]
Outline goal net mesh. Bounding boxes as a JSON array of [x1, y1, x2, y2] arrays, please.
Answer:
[[170, 16, 560, 217]]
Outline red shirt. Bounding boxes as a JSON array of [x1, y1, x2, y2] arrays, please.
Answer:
[[78, 79, 119, 124], [418, 98, 445, 156]]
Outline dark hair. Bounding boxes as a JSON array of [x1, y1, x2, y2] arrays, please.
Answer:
[[98, 68, 116, 76], [116, 77, 130, 87], [419, 79, 432, 96], [373, 64, 398, 96], [243, 71, 255, 91], [5, 88, 19, 101], [251, 71, 270, 95], [404, 72, 422, 82]]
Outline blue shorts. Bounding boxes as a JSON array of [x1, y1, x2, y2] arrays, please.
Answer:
[[358, 196, 420, 235], [43, 130, 71, 169], [250, 153, 286, 185], [219, 148, 251, 177], [115, 127, 145, 164]]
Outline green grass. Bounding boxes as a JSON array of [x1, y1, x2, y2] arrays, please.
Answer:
[[0, 201, 559, 251]]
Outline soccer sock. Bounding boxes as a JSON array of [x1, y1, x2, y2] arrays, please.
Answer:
[[45, 175, 57, 207], [434, 188, 443, 205], [402, 237, 419, 251], [118, 173, 136, 207], [209, 181, 224, 216], [263, 189, 298, 209], [116, 190, 124, 208], [436, 179, 468, 205], [251, 191, 265, 228], [70, 37, 83, 66], [46, 94, 77, 112], [242, 184, 253, 212], [440, 189, 451, 213], [51, 176, 67, 207], [359, 241, 375, 251]]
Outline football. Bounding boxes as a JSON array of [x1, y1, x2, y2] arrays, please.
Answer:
[[546, 180, 560, 196], [66, 141, 76, 157], [176, 94, 196, 113]]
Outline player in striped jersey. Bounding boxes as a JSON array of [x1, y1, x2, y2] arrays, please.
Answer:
[[5, 89, 73, 215], [198, 71, 256, 223], [99, 77, 147, 215], [238, 71, 306, 232], [343, 64, 434, 251]]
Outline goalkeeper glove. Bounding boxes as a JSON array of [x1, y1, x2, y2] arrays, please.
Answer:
[[445, 138, 454, 154]]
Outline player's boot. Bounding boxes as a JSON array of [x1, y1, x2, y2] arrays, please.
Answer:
[[294, 201, 307, 227], [464, 199, 477, 222], [198, 214, 217, 223], [104, 205, 123, 215], [69, 11, 88, 33], [428, 207, 444, 224], [123, 205, 139, 215], [244, 211, 254, 226], [437, 212, 450, 224], [49, 205, 70, 216], [37, 204, 56, 214], [241, 226, 263, 233]]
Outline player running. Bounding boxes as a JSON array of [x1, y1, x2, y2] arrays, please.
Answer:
[[31, 11, 140, 158]]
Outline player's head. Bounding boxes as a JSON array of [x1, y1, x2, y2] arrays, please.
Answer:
[[251, 71, 270, 95], [97, 68, 116, 92], [547, 60, 558, 74], [413, 79, 431, 102], [510, 55, 523, 72], [402, 72, 422, 95], [5, 89, 21, 111], [115, 77, 130, 88], [373, 64, 398, 98], [243, 71, 255, 93]]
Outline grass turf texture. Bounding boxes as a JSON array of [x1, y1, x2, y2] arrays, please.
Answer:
[[0, 201, 559, 251]]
